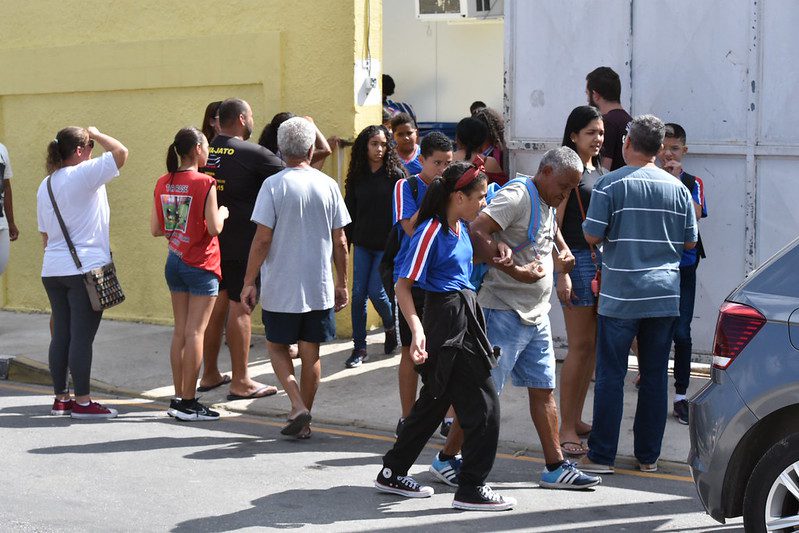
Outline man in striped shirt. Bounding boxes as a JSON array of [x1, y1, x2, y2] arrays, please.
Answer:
[[578, 115, 698, 475]]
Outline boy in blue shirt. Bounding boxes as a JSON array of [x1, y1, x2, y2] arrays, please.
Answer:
[[659, 123, 708, 425], [391, 113, 423, 175]]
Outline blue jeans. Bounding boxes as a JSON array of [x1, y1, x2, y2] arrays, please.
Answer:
[[588, 315, 677, 466], [673, 263, 697, 395], [351, 245, 394, 349]]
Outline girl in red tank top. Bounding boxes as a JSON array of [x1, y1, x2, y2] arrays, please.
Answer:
[[150, 127, 228, 421]]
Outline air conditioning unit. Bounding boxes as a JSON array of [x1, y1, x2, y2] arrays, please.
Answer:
[[415, 0, 504, 21]]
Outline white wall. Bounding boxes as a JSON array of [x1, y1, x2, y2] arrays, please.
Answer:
[[505, 0, 799, 357], [382, 0, 504, 123]]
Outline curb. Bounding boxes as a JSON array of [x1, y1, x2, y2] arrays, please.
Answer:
[[0, 355, 136, 397], [3, 355, 693, 473]]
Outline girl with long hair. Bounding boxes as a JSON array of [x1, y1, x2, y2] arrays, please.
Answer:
[[374, 160, 515, 512], [37, 126, 128, 418], [472, 106, 507, 170], [150, 127, 229, 421], [201, 101, 222, 143], [453, 117, 506, 185], [343, 125, 406, 368], [555, 105, 606, 455]]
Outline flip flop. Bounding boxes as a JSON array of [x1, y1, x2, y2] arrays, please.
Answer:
[[560, 441, 588, 456], [225, 385, 278, 401], [197, 375, 231, 392], [281, 412, 312, 436]]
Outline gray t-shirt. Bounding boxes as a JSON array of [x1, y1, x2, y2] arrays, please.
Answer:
[[251, 166, 351, 313], [582, 165, 698, 319], [477, 178, 555, 325]]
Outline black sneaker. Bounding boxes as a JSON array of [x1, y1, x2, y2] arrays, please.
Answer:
[[166, 398, 180, 417], [439, 419, 453, 438], [384, 327, 398, 354], [174, 399, 220, 421], [395, 417, 405, 439], [673, 399, 689, 425], [453, 484, 516, 511], [345, 349, 367, 368], [374, 467, 433, 498]]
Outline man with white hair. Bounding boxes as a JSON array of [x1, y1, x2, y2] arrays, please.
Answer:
[[242, 117, 350, 439], [470, 147, 602, 489]]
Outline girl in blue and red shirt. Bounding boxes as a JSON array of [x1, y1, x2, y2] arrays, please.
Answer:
[[374, 159, 516, 512]]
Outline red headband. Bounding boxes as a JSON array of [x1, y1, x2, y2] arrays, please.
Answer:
[[455, 155, 486, 190]]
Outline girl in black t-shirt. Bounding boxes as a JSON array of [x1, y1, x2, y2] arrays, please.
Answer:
[[556, 105, 607, 456], [343, 125, 407, 368]]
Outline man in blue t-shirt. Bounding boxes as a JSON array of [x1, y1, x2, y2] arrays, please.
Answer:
[[659, 123, 708, 426], [579, 115, 698, 475]]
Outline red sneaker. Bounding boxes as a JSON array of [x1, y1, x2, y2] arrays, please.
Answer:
[[70, 401, 118, 419], [51, 398, 74, 416]]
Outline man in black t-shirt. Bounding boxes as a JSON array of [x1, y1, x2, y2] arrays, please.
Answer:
[[199, 98, 284, 400], [586, 67, 633, 171]]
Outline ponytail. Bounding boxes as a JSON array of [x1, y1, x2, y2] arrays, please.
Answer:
[[415, 160, 488, 228], [165, 142, 179, 173], [46, 140, 62, 174], [166, 127, 205, 172], [415, 176, 450, 227], [45, 126, 88, 174]]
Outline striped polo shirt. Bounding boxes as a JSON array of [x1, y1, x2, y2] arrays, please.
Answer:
[[398, 218, 474, 293], [582, 165, 698, 319]]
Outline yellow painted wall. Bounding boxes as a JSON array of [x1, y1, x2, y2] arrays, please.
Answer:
[[0, 1, 383, 337]]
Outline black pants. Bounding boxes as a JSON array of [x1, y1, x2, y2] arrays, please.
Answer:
[[382, 349, 500, 488], [42, 275, 103, 396], [673, 263, 697, 395]]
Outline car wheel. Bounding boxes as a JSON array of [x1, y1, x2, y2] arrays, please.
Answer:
[[744, 432, 799, 532]]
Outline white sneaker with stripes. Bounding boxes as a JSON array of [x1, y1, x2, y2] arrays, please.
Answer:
[[539, 461, 602, 490]]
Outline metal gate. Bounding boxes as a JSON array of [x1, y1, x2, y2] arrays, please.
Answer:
[[505, 0, 799, 355]]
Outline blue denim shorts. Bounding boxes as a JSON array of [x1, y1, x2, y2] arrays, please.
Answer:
[[484, 308, 556, 391], [555, 248, 601, 307], [164, 252, 219, 296]]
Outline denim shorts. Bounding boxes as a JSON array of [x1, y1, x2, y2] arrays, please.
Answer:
[[555, 248, 601, 307], [484, 308, 556, 391], [164, 252, 219, 296]]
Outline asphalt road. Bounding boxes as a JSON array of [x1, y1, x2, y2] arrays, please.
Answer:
[[0, 381, 743, 532]]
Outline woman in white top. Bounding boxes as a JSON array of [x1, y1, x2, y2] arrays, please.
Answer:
[[0, 142, 17, 274], [36, 126, 128, 420]]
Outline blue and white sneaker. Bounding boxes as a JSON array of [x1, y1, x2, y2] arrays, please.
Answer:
[[429, 452, 463, 487], [540, 461, 602, 490]]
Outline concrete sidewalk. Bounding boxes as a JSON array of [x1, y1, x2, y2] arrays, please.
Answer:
[[0, 310, 706, 465]]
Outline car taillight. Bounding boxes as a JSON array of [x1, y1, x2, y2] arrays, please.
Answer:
[[712, 302, 766, 369]]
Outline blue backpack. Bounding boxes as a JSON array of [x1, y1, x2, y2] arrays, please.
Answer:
[[470, 175, 545, 291]]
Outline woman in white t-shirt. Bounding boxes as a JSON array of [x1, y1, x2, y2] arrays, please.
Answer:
[[0, 142, 17, 275], [36, 126, 128, 420]]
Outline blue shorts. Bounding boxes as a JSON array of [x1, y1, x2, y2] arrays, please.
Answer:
[[164, 252, 219, 296], [555, 248, 601, 307], [484, 308, 556, 391], [262, 308, 336, 345]]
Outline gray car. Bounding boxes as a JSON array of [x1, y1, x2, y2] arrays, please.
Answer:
[[689, 237, 799, 531]]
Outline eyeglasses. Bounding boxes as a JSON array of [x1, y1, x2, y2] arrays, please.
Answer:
[[84, 139, 95, 149]]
